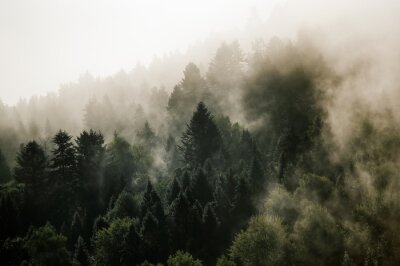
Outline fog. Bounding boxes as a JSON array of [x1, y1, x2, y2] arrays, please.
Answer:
[[2, 0, 400, 265], [0, 0, 277, 105]]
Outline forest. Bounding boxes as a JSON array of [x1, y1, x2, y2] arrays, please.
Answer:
[[1, 33, 400, 266]]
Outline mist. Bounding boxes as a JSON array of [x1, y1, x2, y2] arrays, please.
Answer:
[[1, 0, 400, 265]]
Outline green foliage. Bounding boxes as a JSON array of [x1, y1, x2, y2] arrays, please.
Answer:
[[0, 193, 20, 240], [137, 121, 157, 147], [179, 102, 223, 168], [167, 250, 202, 266], [167, 177, 181, 205], [104, 134, 135, 201], [24, 223, 72, 266], [0, 237, 28, 265], [190, 169, 213, 206], [295, 174, 336, 204], [73, 236, 90, 266], [248, 158, 265, 193], [264, 186, 299, 228], [0, 147, 11, 183], [215, 255, 236, 266], [230, 215, 286, 266], [291, 202, 344, 266], [94, 218, 142, 266], [51, 130, 77, 180], [14, 141, 47, 186], [107, 190, 138, 220]]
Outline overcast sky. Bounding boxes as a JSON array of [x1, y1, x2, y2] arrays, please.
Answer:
[[0, 0, 280, 105]]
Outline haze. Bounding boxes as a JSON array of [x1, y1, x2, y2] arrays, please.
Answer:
[[0, 0, 278, 105]]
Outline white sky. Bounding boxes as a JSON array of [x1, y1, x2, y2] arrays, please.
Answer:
[[0, 0, 278, 105]]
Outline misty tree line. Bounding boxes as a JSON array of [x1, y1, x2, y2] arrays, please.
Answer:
[[1, 37, 400, 266]]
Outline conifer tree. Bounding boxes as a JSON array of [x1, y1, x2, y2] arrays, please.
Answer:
[[248, 158, 264, 193], [140, 181, 165, 225], [191, 169, 213, 206], [14, 141, 47, 187], [0, 147, 11, 183], [51, 130, 77, 181], [104, 134, 135, 201], [73, 236, 90, 266], [232, 177, 254, 228], [179, 102, 223, 168], [167, 177, 181, 205], [168, 192, 192, 251], [75, 129, 105, 224]]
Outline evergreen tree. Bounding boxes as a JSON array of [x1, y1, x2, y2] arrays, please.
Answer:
[[213, 180, 231, 225], [49, 130, 78, 227], [94, 218, 139, 266], [180, 171, 191, 191], [191, 169, 213, 206], [137, 121, 156, 147], [14, 141, 47, 187], [225, 169, 237, 203], [24, 223, 72, 266], [51, 130, 77, 181], [0, 194, 19, 240], [69, 211, 83, 249], [168, 192, 192, 251], [140, 211, 168, 262], [92, 215, 109, 234], [0, 147, 11, 183], [107, 190, 138, 220], [167, 250, 202, 266], [232, 177, 254, 228], [202, 203, 220, 261], [206, 41, 244, 91], [140, 181, 165, 226], [167, 177, 181, 205], [14, 141, 48, 227], [104, 134, 135, 202], [179, 102, 223, 168], [73, 236, 90, 266], [75, 129, 105, 227], [248, 158, 265, 194], [121, 223, 143, 266]]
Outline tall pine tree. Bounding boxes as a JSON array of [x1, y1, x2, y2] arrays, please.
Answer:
[[179, 102, 223, 168]]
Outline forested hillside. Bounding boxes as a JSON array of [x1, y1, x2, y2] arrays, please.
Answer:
[[1, 36, 400, 266]]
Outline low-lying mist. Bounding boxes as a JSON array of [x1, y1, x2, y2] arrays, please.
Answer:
[[1, 0, 400, 265]]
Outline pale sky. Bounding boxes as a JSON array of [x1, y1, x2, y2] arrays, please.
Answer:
[[0, 0, 278, 105]]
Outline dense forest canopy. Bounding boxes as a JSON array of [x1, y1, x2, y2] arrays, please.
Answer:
[[2, 1, 400, 265]]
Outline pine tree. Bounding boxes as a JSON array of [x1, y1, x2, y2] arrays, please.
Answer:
[[225, 169, 237, 203], [14, 141, 47, 187], [191, 169, 213, 206], [51, 130, 77, 181], [232, 177, 254, 228], [49, 130, 78, 227], [104, 134, 135, 201], [179, 102, 223, 168], [140, 211, 168, 262], [137, 121, 156, 147], [168, 192, 192, 251], [14, 141, 48, 227], [107, 190, 138, 220], [140, 181, 165, 226], [181, 171, 191, 191], [0, 147, 11, 183], [75, 129, 105, 224], [73, 236, 90, 266], [70, 211, 83, 249], [0, 194, 19, 240], [167, 177, 181, 205], [248, 158, 264, 193], [202, 203, 220, 262]]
